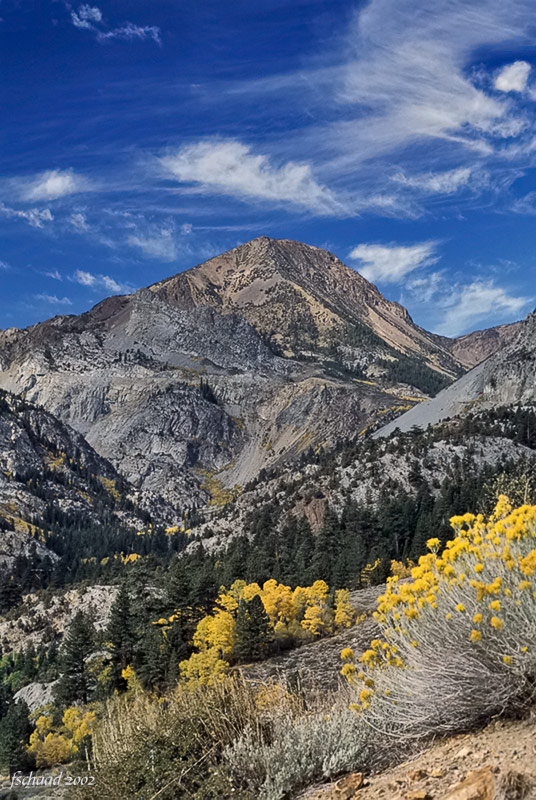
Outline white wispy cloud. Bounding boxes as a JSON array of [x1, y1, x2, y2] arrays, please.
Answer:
[[348, 241, 439, 283], [203, 0, 536, 220], [35, 294, 73, 306], [405, 272, 444, 303], [511, 191, 536, 214], [392, 167, 473, 194], [0, 203, 54, 228], [97, 23, 161, 45], [70, 212, 90, 231], [71, 4, 102, 29], [19, 169, 88, 201], [161, 139, 345, 215], [69, 4, 161, 45], [74, 269, 129, 293], [45, 270, 63, 281], [434, 280, 527, 336], [495, 61, 531, 93], [0, 260, 11, 271], [404, 272, 528, 336], [127, 227, 178, 261], [330, 0, 534, 172]]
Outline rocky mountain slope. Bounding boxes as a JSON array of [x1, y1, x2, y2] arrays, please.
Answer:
[[0, 238, 522, 510], [376, 310, 536, 438], [443, 319, 523, 369], [0, 390, 174, 569], [0, 238, 462, 509], [183, 416, 536, 556], [149, 237, 463, 375]]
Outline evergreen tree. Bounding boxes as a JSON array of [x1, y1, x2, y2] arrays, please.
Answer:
[[54, 611, 95, 707], [312, 507, 341, 583], [167, 557, 192, 607], [233, 595, 273, 662], [106, 583, 137, 689], [137, 626, 166, 690], [0, 700, 31, 776], [0, 576, 22, 615], [294, 517, 315, 584]]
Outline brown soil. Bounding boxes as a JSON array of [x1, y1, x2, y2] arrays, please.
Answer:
[[299, 712, 536, 799]]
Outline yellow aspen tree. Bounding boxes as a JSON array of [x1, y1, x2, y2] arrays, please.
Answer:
[[334, 589, 355, 629], [301, 604, 326, 636]]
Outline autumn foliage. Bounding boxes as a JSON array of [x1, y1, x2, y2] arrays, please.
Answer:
[[176, 579, 359, 685]]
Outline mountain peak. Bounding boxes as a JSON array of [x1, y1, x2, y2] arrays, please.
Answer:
[[148, 237, 461, 375]]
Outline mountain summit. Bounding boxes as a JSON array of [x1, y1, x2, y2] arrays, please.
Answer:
[[148, 237, 462, 376], [0, 238, 519, 508]]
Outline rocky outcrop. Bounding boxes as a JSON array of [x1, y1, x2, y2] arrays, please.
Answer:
[[0, 584, 119, 653], [0, 390, 174, 566], [376, 311, 536, 438], [0, 238, 472, 508], [446, 321, 523, 370], [14, 680, 57, 713]]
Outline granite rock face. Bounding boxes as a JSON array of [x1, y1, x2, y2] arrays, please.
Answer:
[[376, 311, 536, 438], [0, 238, 514, 508], [0, 390, 173, 566]]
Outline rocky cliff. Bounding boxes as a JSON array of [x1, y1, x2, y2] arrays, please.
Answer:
[[444, 319, 523, 369], [376, 310, 536, 438], [0, 390, 173, 568], [0, 238, 518, 509]]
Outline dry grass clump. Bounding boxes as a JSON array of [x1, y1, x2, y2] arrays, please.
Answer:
[[74, 678, 265, 799], [343, 497, 536, 738], [80, 676, 375, 800]]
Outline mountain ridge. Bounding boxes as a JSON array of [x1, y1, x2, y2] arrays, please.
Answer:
[[0, 237, 524, 508], [375, 309, 536, 438]]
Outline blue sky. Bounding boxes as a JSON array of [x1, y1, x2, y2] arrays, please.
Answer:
[[1, 0, 536, 336]]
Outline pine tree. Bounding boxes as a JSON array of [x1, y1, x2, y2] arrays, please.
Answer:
[[167, 558, 191, 607], [295, 517, 315, 584], [22, 643, 37, 682], [137, 626, 165, 690], [312, 507, 341, 583], [54, 611, 95, 707], [106, 583, 137, 689], [0, 699, 31, 776], [0, 576, 22, 614], [233, 595, 273, 662]]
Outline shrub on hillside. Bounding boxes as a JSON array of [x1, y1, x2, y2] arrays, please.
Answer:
[[223, 699, 375, 800], [73, 677, 274, 800], [343, 496, 536, 738]]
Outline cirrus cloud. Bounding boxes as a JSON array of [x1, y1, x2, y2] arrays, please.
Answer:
[[74, 269, 130, 293], [69, 4, 161, 45], [392, 167, 473, 195], [348, 241, 439, 283], [20, 169, 89, 201], [405, 272, 529, 336], [0, 203, 54, 228], [161, 139, 346, 216], [71, 4, 102, 29], [127, 226, 178, 261], [35, 294, 72, 306]]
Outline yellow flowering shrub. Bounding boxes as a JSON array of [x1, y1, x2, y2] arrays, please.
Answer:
[[342, 497, 536, 736], [179, 647, 229, 687]]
